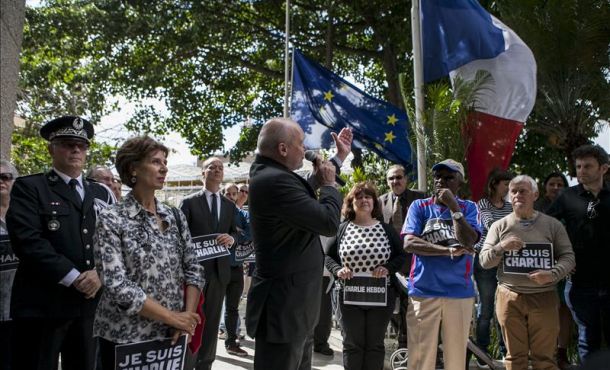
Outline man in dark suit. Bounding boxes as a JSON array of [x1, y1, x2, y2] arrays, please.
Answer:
[[379, 164, 425, 349], [180, 157, 238, 370], [7, 116, 114, 370], [246, 117, 343, 370]]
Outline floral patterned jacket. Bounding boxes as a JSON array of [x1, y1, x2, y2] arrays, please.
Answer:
[[93, 193, 204, 343]]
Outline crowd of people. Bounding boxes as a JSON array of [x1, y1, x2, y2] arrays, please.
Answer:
[[0, 114, 608, 370]]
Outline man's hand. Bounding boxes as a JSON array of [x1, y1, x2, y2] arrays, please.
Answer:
[[435, 188, 459, 211], [371, 265, 389, 278], [73, 270, 101, 299], [216, 234, 235, 248], [500, 236, 524, 252], [337, 266, 353, 280], [528, 270, 554, 285], [331, 127, 353, 162], [314, 160, 337, 187]]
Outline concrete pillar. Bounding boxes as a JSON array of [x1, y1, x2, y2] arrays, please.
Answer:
[[1, 0, 26, 160]]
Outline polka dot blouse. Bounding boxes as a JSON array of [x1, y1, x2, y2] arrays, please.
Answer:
[[339, 222, 392, 273]]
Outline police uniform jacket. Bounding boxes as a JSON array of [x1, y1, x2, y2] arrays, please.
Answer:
[[6, 170, 114, 319]]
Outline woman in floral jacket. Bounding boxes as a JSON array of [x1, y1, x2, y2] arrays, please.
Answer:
[[93, 136, 204, 368]]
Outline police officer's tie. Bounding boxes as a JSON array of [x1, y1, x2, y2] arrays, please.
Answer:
[[69, 178, 82, 205], [210, 193, 219, 231]]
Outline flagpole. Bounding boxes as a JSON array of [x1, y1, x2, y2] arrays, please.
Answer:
[[283, 0, 291, 118], [411, 0, 427, 192]]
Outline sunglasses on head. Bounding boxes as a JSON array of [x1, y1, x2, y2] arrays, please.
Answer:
[[0, 173, 14, 181]]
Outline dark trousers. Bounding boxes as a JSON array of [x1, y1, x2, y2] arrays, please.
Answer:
[[338, 291, 395, 370], [565, 280, 610, 361], [474, 257, 505, 353], [11, 317, 96, 370], [396, 289, 408, 348], [224, 265, 244, 347], [97, 338, 116, 370], [313, 276, 332, 350], [195, 274, 228, 370], [253, 308, 314, 370], [0, 321, 13, 370]]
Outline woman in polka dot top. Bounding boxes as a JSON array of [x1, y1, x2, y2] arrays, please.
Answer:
[[325, 182, 406, 370]]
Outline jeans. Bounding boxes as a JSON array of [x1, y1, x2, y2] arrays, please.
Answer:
[[565, 280, 610, 361], [474, 256, 505, 354]]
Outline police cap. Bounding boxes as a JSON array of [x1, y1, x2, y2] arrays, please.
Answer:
[[40, 116, 94, 143]]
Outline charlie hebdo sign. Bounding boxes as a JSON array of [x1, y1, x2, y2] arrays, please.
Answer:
[[503, 242, 554, 275]]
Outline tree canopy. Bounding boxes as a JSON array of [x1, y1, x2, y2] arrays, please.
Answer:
[[16, 0, 610, 183]]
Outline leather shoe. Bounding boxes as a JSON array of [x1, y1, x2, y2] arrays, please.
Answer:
[[314, 346, 334, 356], [226, 344, 248, 357]]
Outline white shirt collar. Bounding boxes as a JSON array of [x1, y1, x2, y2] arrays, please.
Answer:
[[53, 168, 83, 188]]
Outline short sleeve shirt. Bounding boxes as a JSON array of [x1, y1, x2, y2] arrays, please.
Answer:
[[402, 197, 481, 298]]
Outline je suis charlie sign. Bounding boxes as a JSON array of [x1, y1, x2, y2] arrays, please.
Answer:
[[191, 234, 230, 263], [503, 242, 554, 275], [115, 335, 187, 370]]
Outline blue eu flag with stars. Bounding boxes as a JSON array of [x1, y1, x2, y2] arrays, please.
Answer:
[[290, 49, 414, 172]]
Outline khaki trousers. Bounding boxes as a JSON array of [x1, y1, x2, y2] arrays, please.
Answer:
[[496, 285, 559, 370], [407, 296, 474, 370]]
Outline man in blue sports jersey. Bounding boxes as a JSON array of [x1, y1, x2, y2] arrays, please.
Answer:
[[402, 159, 481, 370]]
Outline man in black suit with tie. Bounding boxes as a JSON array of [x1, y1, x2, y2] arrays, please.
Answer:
[[180, 157, 238, 370], [246, 117, 343, 370], [379, 164, 425, 349], [7, 116, 114, 370]]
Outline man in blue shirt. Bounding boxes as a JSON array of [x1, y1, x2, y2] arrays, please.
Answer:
[[402, 159, 480, 370]]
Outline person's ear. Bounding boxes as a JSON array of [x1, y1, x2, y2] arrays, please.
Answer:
[[278, 142, 288, 158]]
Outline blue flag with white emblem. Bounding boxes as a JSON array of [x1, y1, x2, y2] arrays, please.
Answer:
[[290, 49, 414, 172]]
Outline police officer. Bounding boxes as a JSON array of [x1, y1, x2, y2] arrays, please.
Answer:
[[7, 116, 114, 370]]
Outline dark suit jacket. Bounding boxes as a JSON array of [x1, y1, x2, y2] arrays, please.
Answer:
[[246, 155, 342, 343], [379, 189, 426, 229], [180, 189, 238, 285], [6, 170, 114, 319], [379, 189, 425, 273]]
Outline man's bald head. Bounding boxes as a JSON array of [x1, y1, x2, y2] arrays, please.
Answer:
[[257, 117, 305, 170]]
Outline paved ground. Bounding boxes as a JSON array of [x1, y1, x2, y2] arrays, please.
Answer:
[[210, 298, 505, 369]]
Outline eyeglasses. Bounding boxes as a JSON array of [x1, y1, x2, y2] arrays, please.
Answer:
[[387, 176, 404, 181], [239, 189, 248, 194], [0, 173, 14, 182], [587, 199, 600, 219], [54, 139, 89, 151]]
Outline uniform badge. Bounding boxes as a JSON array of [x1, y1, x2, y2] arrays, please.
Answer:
[[72, 117, 84, 130], [48, 219, 60, 231]]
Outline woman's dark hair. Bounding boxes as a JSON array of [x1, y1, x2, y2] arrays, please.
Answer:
[[542, 172, 568, 188], [342, 182, 382, 221], [483, 168, 514, 199], [115, 136, 169, 188]]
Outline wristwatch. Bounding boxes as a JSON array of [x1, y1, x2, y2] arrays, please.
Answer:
[[451, 211, 464, 221]]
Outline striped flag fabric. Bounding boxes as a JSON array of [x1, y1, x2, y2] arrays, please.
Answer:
[[422, 0, 536, 200]]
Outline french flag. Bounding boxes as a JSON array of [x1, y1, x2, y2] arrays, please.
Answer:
[[422, 0, 536, 200]]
